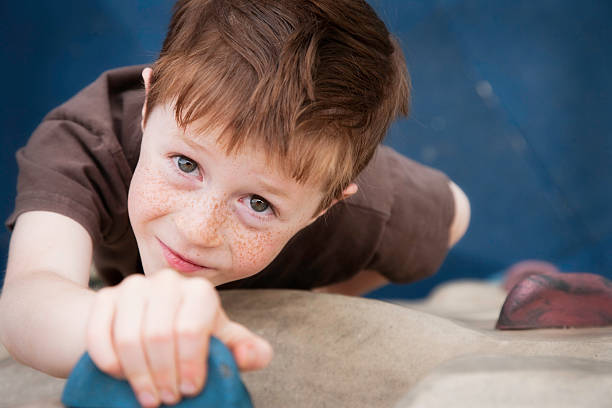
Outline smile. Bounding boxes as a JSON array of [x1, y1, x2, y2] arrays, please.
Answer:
[[157, 238, 207, 273]]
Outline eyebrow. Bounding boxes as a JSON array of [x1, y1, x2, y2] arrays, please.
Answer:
[[256, 178, 291, 201], [177, 129, 210, 153], [176, 128, 292, 201]]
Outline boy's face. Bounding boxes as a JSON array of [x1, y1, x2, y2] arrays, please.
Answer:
[[128, 103, 330, 286]]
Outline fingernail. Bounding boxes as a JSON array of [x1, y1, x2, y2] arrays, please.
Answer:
[[160, 389, 176, 404], [138, 391, 157, 407], [180, 381, 197, 395], [247, 345, 257, 362]]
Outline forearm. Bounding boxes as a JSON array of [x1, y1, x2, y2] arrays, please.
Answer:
[[0, 271, 95, 377], [313, 269, 389, 296]]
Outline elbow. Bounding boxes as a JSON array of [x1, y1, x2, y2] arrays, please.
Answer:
[[0, 292, 18, 362], [448, 181, 471, 247], [0, 281, 37, 368]]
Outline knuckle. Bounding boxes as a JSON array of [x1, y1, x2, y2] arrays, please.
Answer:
[[127, 373, 156, 393], [122, 279, 151, 302], [189, 278, 217, 299], [151, 369, 175, 391], [86, 327, 104, 352], [175, 322, 206, 339], [123, 273, 145, 284], [151, 272, 181, 296], [114, 332, 140, 350], [95, 287, 115, 303], [143, 327, 173, 345], [157, 268, 178, 280], [120, 274, 146, 292], [87, 347, 121, 375], [93, 355, 122, 376]]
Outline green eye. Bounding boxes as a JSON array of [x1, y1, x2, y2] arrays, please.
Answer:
[[177, 156, 197, 173], [250, 195, 269, 212]]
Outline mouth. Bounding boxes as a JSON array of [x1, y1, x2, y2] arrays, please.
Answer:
[[157, 238, 208, 273]]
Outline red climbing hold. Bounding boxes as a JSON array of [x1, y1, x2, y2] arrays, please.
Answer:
[[496, 271, 612, 330], [502, 260, 560, 292]]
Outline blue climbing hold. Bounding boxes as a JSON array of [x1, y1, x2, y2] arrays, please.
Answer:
[[61, 337, 253, 408]]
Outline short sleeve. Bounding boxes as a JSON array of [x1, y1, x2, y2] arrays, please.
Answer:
[[363, 147, 455, 283], [5, 66, 145, 249], [5, 117, 132, 245]]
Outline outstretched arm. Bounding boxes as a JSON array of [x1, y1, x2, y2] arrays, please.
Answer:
[[0, 211, 272, 408], [0, 211, 95, 377]]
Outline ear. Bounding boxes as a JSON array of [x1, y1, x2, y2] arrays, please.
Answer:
[[332, 183, 358, 207], [140, 67, 153, 132], [309, 183, 359, 224]]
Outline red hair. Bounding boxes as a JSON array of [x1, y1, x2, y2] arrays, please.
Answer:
[[145, 0, 410, 211]]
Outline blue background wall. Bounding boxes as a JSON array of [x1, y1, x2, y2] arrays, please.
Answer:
[[2, 1, 611, 298]]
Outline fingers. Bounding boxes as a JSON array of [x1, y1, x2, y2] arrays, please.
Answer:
[[232, 323, 274, 371], [114, 275, 159, 408], [173, 277, 273, 398], [213, 310, 274, 372], [87, 269, 273, 408], [87, 287, 123, 378], [143, 271, 182, 405], [175, 278, 218, 396]]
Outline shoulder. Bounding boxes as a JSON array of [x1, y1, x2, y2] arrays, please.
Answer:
[[43, 65, 146, 144], [346, 145, 454, 218], [8, 66, 147, 244], [343, 145, 398, 217], [38, 65, 146, 169]]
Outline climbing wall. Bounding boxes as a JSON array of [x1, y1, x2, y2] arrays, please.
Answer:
[[1, 1, 610, 298]]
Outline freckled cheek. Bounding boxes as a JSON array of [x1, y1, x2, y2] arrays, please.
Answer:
[[128, 163, 177, 226], [230, 228, 292, 278]]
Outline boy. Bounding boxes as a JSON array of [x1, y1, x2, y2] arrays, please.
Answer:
[[0, 0, 469, 407]]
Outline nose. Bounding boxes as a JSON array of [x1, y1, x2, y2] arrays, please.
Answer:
[[174, 200, 225, 248]]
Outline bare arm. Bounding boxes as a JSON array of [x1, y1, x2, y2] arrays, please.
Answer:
[[447, 181, 470, 248], [0, 211, 95, 377], [314, 181, 471, 296], [0, 211, 272, 407], [312, 269, 389, 297]]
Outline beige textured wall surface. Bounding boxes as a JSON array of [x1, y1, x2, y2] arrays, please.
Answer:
[[224, 288, 612, 408], [396, 355, 612, 408], [2, 283, 612, 407]]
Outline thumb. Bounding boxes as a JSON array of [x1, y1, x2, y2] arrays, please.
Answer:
[[213, 311, 273, 371]]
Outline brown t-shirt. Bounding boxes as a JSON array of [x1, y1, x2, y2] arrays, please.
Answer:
[[6, 65, 455, 289]]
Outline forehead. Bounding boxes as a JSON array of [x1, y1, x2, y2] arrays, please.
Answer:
[[147, 103, 327, 197]]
